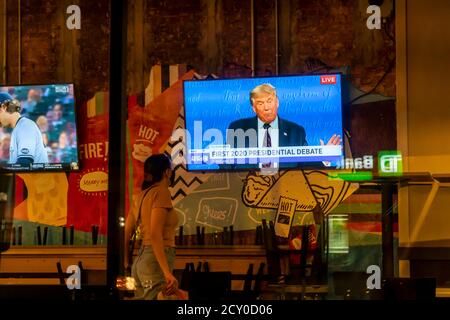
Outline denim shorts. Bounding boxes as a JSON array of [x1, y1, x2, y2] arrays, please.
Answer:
[[131, 246, 176, 300]]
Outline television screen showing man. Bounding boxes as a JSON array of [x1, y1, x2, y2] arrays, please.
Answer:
[[0, 84, 79, 172], [0, 92, 49, 166], [226, 83, 341, 168], [183, 74, 345, 171]]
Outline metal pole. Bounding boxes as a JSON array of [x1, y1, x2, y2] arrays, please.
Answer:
[[107, 0, 127, 299], [381, 182, 395, 278]]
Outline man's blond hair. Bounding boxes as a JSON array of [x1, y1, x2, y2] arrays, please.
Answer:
[[249, 83, 277, 104]]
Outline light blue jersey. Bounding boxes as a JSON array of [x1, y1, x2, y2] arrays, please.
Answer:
[[9, 117, 49, 164]]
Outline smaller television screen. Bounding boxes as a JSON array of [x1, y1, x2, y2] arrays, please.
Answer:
[[183, 74, 344, 171], [0, 83, 79, 172]]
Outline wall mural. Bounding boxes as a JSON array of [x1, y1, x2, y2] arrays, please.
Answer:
[[15, 173, 68, 226], [130, 65, 359, 237], [11, 64, 358, 243]]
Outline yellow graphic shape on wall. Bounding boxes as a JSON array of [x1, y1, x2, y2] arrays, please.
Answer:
[[304, 170, 359, 214], [243, 170, 359, 218], [18, 173, 68, 226], [243, 171, 317, 212], [79, 170, 108, 193]]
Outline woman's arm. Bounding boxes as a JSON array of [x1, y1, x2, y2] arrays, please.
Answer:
[[150, 207, 178, 294]]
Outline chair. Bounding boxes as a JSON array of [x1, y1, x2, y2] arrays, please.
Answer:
[[0, 285, 72, 300], [56, 261, 106, 286], [241, 263, 254, 293], [261, 220, 282, 281], [261, 220, 315, 284], [261, 220, 326, 299], [226, 262, 266, 300], [285, 225, 313, 285], [332, 271, 376, 299], [187, 272, 232, 300], [0, 284, 109, 300], [252, 262, 266, 298], [333, 273, 436, 300], [179, 262, 196, 291], [178, 261, 212, 292], [383, 277, 436, 300], [0, 262, 79, 287]]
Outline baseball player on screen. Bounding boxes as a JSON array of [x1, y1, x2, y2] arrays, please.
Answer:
[[0, 92, 49, 165]]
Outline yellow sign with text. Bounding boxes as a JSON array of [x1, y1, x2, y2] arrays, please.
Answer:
[[274, 196, 298, 238]]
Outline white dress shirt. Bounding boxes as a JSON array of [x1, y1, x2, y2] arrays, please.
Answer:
[[257, 116, 279, 148]]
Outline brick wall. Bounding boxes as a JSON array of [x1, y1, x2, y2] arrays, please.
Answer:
[[75, 0, 109, 103], [20, 0, 59, 84], [144, 0, 204, 73], [221, 0, 252, 77], [138, 0, 395, 96], [5, 0, 395, 104], [5, 0, 109, 104], [254, 0, 277, 76]]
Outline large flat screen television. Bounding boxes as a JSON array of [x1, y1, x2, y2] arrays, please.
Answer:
[[183, 74, 344, 171], [0, 83, 79, 172]]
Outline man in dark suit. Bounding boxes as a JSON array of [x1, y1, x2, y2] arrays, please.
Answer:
[[225, 83, 340, 168], [227, 111, 308, 148]]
